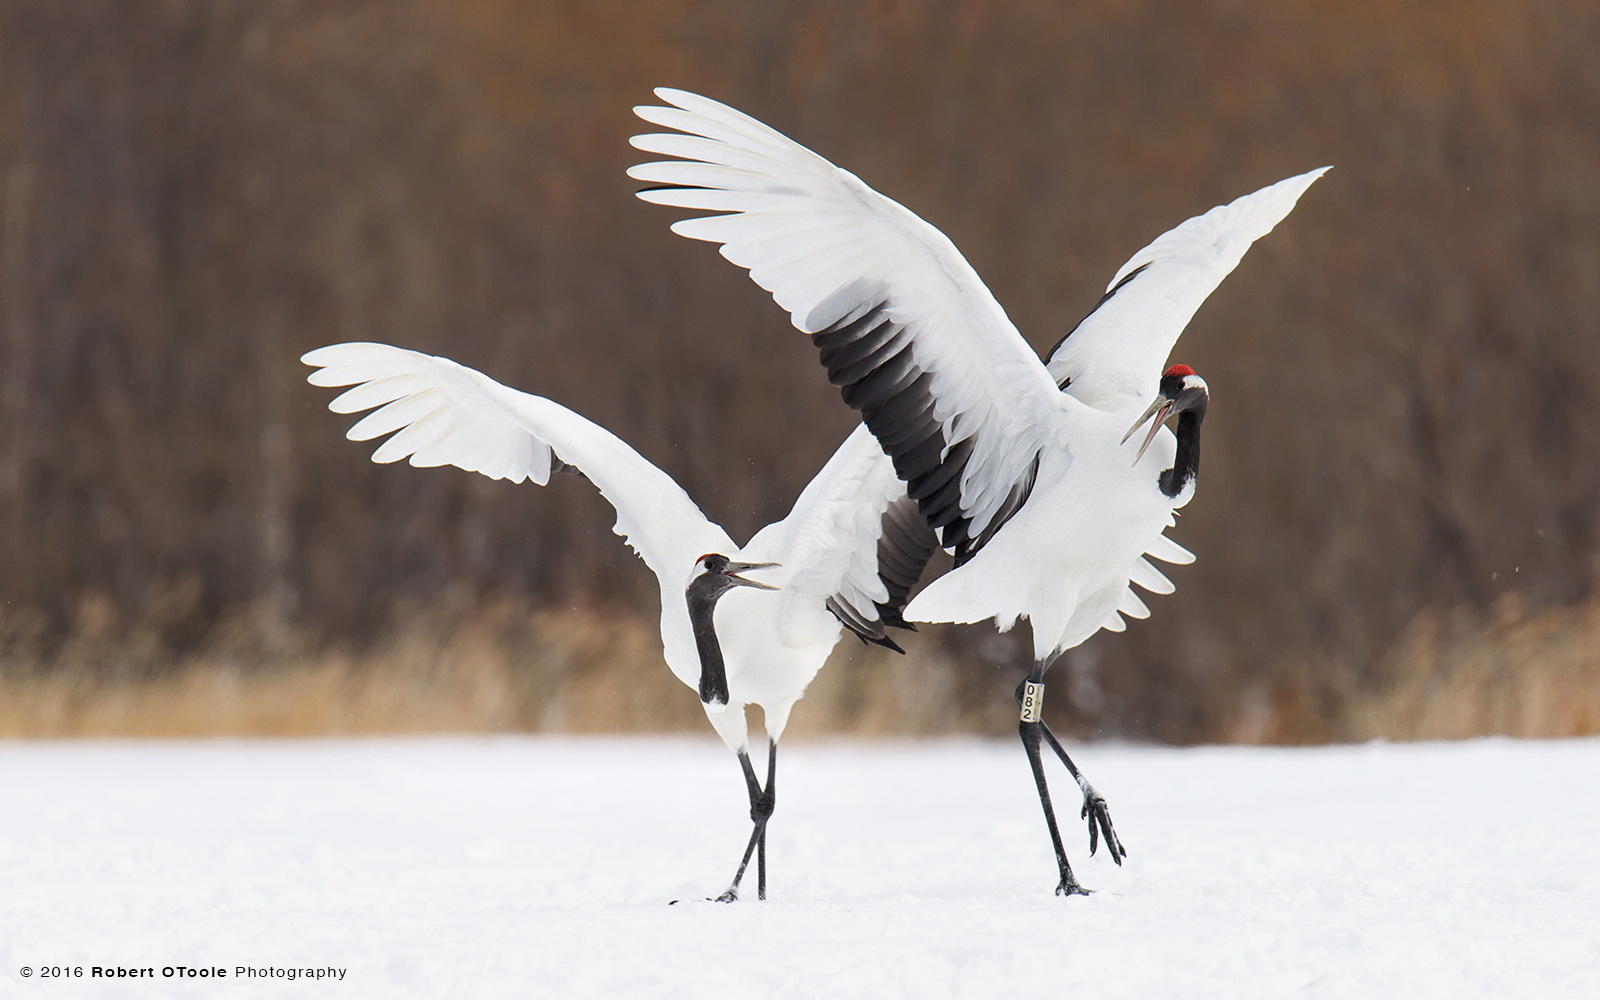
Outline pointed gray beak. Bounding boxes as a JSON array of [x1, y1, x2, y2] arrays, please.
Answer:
[[722, 560, 780, 591], [1121, 394, 1176, 465]]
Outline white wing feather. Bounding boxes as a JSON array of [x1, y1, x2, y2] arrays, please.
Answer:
[[740, 425, 907, 645], [1145, 532, 1196, 566], [630, 88, 1070, 549], [1128, 555, 1176, 595], [302, 342, 732, 582], [626, 89, 1318, 657], [1117, 588, 1152, 621], [1046, 167, 1329, 408]]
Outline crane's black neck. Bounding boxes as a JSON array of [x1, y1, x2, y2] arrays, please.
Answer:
[[687, 584, 730, 706], [1159, 404, 1205, 500]]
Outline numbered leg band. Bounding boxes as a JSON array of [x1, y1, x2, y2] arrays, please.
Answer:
[[1020, 681, 1044, 723]]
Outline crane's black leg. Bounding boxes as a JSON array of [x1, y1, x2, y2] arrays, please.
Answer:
[[1016, 660, 1090, 896], [756, 739, 776, 900], [715, 740, 777, 902], [714, 749, 763, 902], [1039, 722, 1125, 864]]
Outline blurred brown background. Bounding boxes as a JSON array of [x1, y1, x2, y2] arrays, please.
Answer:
[[0, 0, 1596, 743]]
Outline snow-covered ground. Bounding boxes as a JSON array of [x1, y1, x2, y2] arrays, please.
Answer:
[[0, 736, 1595, 998]]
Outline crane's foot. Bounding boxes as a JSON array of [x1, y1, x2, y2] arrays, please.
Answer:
[[667, 888, 741, 905], [1080, 787, 1126, 865], [1056, 876, 1093, 897]]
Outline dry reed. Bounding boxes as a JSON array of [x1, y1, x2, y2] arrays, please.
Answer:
[[1219, 596, 1600, 744], [2, 591, 1594, 743], [0, 590, 1014, 740]]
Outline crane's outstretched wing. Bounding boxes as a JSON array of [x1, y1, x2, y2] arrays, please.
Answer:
[[302, 342, 733, 582], [1045, 167, 1328, 409], [743, 424, 938, 651], [630, 88, 1072, 567]]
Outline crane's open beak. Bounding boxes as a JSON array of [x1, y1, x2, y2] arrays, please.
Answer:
[[1121, 393, 1176, 465], [723, 560, 780, 590]]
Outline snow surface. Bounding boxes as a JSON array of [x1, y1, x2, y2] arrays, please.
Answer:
[[0, 736, 1596, 998]]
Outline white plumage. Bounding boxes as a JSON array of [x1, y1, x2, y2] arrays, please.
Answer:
[[303, 341, 934, 899], [628, 87, 1326, 893], [630, 87, 1323, 658]]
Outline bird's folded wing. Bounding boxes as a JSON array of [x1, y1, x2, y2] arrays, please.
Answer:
[[1101, 527, 1196, 632], [630, 87, 1071, 566], [1045, 167, 1329, 408], [302, 342, 731, 582]]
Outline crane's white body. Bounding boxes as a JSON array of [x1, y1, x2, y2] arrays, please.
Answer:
[[629, 88, 1326, 661], [685, 423, 904, 745], [303, 343, 906, 751], [904, 405, 1184, 657]]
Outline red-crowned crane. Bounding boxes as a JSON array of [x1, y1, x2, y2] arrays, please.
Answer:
[[628, 88, 1327, 894], [302, 342, 937, 901]]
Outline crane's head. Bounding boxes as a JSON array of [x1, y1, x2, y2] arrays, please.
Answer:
[[1121, 364, 1210, 463], [687, 553, 780, 602], [685, 555, 780, 709]]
